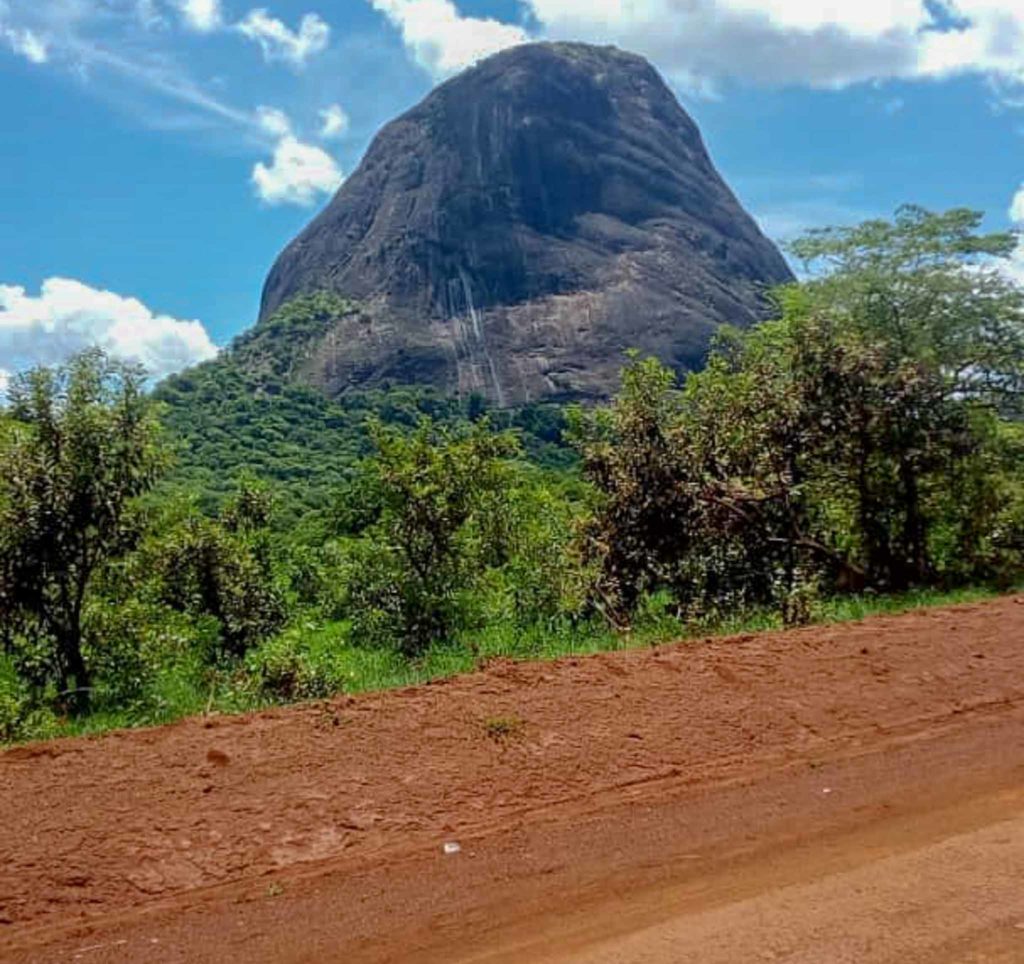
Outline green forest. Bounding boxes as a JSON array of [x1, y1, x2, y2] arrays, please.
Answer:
[[2, 206, 1022, 742]]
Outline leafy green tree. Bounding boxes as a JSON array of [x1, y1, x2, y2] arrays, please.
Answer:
[[151, 482, 286, 658], [344, 419, 520, 655], [0, 350, 166, 712], [568, 355, 698, 622], [475, 466, 586, 627], [573, 208, 1024, 622], [679, 325, 828, 618], [787, 207, 1024, 587], [791, 206, 1023, 410], [573, 351, 824, 624]]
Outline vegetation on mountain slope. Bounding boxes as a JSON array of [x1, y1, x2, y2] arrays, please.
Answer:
[[154, 293, 575, 518], [1, 207, 1022, 742]]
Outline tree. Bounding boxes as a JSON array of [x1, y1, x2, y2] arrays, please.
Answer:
[[787, 207, 1024, 587], [344, 418, 520, 655], [790, 206, 1024, 411], [679, 323, 833, 616], [0, 350, 167, 712], [572, 350, 823, 625], [572, 208, 1024, 622], [568, 355, 696, 622]]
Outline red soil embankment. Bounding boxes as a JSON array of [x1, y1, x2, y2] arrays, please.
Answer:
[[2, 596, 1024, 962]]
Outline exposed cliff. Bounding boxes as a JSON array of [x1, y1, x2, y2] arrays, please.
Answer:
[[260, 42, 793, 404]]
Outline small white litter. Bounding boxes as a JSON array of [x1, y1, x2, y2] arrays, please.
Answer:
[[443, 841, 462, 855], [822, 788, 833, 795]]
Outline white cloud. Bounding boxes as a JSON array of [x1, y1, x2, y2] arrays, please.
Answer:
[[256, 104, 292, 137], [369, 0, 527, 78], [236, 8, 330, 68], [522, 0, 887, 89], [65, 37, 257, 130], [1010, 184, 1024, 225], [252, 138, 344, 205], [251, 106, 344, 205], [0, 278, 217, 381], [319, 103, 349, 140], [1005, 250, 1024, 287], [2, 25, 47, 64], [1001, 185, 1024, 287], [175, 0, 222, 32], [363, 0, 1024, 94]]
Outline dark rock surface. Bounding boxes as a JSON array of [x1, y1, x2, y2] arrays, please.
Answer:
[[260, 42, 794, 405]]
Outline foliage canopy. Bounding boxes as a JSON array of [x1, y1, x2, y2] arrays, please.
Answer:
[[0, 350, 166, 712], [1, 206, 1021, 741]]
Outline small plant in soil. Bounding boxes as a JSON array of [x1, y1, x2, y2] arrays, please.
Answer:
[[482, 715, 525, 742]]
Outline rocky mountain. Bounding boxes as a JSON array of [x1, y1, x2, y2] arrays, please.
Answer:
[[259, 41, 793, 405]]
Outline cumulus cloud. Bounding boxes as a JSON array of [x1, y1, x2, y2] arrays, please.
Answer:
[[319, 103, 349, 140], [237, 8, 330, 68], [0, 278, 217, 382], [369, 0, 527, 78], [251, 106, 344, 205], [252, 139, 344, 205], [255, 104, 292, 137], [174, 0, 222, 32], [529, 0, 1024, 91], [368, 0, 1024, 93], [2, 24, 47, 64]]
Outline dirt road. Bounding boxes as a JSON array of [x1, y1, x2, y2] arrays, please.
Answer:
[[2, 596, 1024, 962]]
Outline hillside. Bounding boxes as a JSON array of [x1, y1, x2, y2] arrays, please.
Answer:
[[154, 295, 574, 514], [156, 42, 795, 501]]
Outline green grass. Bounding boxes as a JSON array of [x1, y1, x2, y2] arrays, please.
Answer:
[[2, 583, 1011, 745], [815, 585, 998, 622]]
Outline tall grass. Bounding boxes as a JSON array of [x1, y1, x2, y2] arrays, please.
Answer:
[[3, 583, 1009, 745]]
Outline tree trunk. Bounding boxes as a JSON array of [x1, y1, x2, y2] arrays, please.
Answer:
[[855, 436, 890, 589], [896, 449, 929, 589], [59, 626, 91, 715]]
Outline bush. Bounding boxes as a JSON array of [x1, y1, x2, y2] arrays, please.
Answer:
[[149, 486, 287, 658], [246, 626, 346, 702], [81, 599, 162, 709], [0, 660, 60, 743], [341, 419, 522, 655]]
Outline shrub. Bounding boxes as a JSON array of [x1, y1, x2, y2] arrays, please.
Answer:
[[244, 622, 351, 703], [342, 419, 521, 655]]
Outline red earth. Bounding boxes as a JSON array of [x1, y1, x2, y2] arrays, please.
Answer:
[[3, 595, 1024, 962]]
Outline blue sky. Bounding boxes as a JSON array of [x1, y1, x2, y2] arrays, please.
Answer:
[[1, 0, 1023, 385]]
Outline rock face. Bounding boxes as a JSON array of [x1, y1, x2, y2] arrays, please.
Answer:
[[260, 42, 793, 405]]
